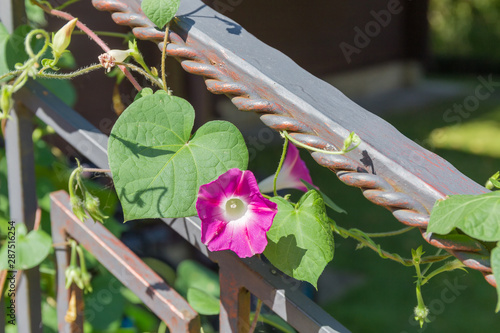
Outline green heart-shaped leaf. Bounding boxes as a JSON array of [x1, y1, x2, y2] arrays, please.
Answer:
[[108, 91, 248, 221], [175, 260, 220, 298], [0, 225, 52, 270], [187, 287, 220, 315], [141, 0, 180, 29], [264, 190, 334, 288], [428, 192, 500, 242]]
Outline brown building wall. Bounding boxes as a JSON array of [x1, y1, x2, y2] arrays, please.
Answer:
[[203, 0, 429, 76]]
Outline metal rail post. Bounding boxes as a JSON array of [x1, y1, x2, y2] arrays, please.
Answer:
[[219, 264, 251, 333], [5, 104, 42, 332], [0, 0, 25, 33], [51, 214, 84, 333]]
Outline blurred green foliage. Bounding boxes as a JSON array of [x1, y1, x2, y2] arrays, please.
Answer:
[[429, 0, 500, 61]]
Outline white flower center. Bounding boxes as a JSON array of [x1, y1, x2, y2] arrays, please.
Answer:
[[225, 198, 247, 221]]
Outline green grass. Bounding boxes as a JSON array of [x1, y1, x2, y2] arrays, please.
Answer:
[[249, 76, 500, 332]]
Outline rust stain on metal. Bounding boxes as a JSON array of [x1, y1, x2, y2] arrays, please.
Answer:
[[91, 0, 498, 289], [50, 191, 201, 330]]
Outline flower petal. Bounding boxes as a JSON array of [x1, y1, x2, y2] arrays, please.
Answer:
[[258, 144, 314, 193], [196, 168, 277, 258]]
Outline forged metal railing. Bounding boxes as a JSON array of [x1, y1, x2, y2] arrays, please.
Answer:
[[92, 0, 492, 284], [3, 0, 495, 332], [13, 77, 350, 332]]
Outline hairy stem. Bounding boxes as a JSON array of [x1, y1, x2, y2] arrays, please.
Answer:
[[38, 64, 103, 79], [161, 23, 170, 94], [332, 222, 451, 266], [73, 30, 131, 40], [0, 70, 23, 82], [116, 62, 163, 89], [283, 130, 359, 155], [32, 0, 142, 91]]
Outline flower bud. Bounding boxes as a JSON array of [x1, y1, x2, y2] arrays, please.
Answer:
[[151, 67, 158, 77], [108, 49, 132, 63], [65, 266, 83, 289], [52, 18, 78, 59], [84, 193, 108, 223], [486, 171, 500, 190], [1, 85, 13, 118], [80, 270, 93, 293], [70, 194, 88, 222], [414, 304, 430, 328], [128, 39, 143, 63]]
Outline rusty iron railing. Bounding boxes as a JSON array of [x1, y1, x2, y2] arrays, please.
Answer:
[[92, 0, 494, 286], [3, 0, 496, 332], [14, 79, 349, 332], [50, 191, 200, 333]]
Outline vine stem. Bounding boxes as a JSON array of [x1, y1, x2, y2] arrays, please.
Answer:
[[116, 62, 163, 89], [0, 70, 23, 82], [68, 164, 81, 199], [331, 222, 451, 266], [37, 62, 161, 89], [32, 1, 142, 91], [81, 168, 111, 173], [273, 135, 289, 196], [248, 299, 263, 333], [364, 226, 415, 238], [161, 23, 170, 94], [55, 0, 80, 11], [421, 248, 442, 277], [282, 130, 360, 155], [73, 30, 131, 40], [38, 64, 103, 79]]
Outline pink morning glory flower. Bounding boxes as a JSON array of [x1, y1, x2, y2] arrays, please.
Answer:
[[196, 168, 278, 258], [258, 144, 314, 193]]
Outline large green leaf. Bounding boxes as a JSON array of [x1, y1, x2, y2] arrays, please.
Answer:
[[108, 91, 248, 220], [428, 192, 500, 242], [5, 25, 36, 70], [142, 257, 176, 285], [187, 287, 220, 315], [141, 0, 180, 29], [264, 190, 334, 288], [0, 224, 52, 270], [25, 0, 47, 27], [175, 260, 220, 299], [491, 245, 500, 312], [301, 179, 346, 214]]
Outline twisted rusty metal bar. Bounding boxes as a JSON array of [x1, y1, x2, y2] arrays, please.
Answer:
[[92, 0, 495, 286]]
